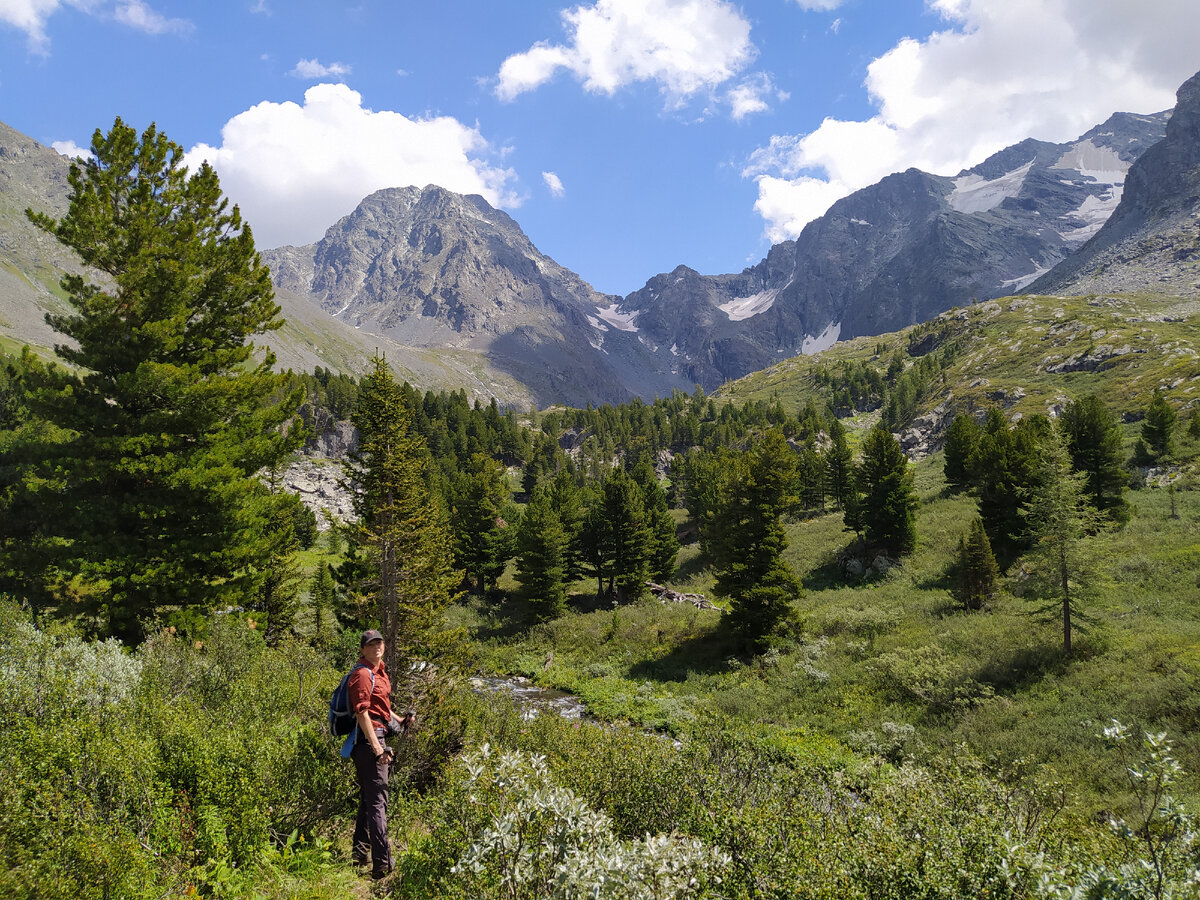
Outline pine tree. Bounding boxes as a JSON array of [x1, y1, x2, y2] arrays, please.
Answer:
[[631, 457, 679, 582], [548, 469, 586, 583], [1188, 407, 1200, 440], [514, 488, 569, 619], [710, 430, 802, 645], [1141, 392, 1177, 460], [3, 119, 302, 639], [942, 413, 981, 492], [255, 492, 306, 645], [603, 467, 651, 603], [953, 517, 999, 611], [850, 425, 918, 556], [451, 453, 513, 595], [1021, 423, 1105, 655], [972, 410, 1046, 563], [309, 564, 337, 648], [1060, 394, 1129, 525], [345, 355, 460, 673], [825, 418, 853, 509]]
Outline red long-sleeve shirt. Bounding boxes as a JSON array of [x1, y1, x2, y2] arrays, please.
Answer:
[[348, 658, 391, 730]]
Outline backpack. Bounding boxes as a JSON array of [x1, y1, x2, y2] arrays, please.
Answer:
[[328, 662, 373, 737]]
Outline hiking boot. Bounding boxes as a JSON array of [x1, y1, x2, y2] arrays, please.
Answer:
[[371, 864, 393, 880]]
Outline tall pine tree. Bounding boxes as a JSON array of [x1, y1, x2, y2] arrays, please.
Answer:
[[345, 355, 460, 673], [3, 119, 302, 639], [1060, 394, 1129, 525], [514, 488, 569, 619], [849, 425, 918, 556]]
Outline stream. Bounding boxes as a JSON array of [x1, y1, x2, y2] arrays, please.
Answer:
[[469, 675, 588, 720]]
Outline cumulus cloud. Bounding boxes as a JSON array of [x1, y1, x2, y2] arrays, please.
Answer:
[[289, 58, 351, 79], [51, 139, 93, 159], [746, 0, 1200, 242], [0, 0, 190, 49], [184, 83, 519, 249], [496, 0, 756, 106], [542, 171, 565, 197]]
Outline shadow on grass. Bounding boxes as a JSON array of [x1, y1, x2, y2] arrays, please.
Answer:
[[975, 643, 1071, 694], [627, 628, 739, 683]]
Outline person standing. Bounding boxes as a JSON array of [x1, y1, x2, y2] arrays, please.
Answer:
[[348, 629, 396, 879]]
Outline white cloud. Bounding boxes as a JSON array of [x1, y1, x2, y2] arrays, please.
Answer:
[[746, 0, 1200, 242], [51, 138, 93, 159], [726, 73, 784, 121], [113, 0, 190, 35], [542, 171, 565, 197], [0, 0, 189, 50], [289, 58, 351, 79], [791, 0, 844, 9], [184, 83, 519, 249], [496, 0, 756, 105]]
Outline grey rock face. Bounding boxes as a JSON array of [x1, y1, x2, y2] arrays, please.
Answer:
[[1029, 70, 1200, 298], [616, 110, 1170, 391], [262, 185, 692, 407]]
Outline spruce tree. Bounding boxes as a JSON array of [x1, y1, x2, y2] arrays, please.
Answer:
[[631, 458, 679, 582], [345, 354, 460, 673], [3, 119, 302, 639], [851, 425, 918, 556], [514, 488, 569, 619], [1141, 392, 1177, 460], [1060, 394, 1129, 525], [825, 418, 853, 509], [942, 413, 981, 492], [451, 453, 513, 595], [710, 430, 802, 645], [953, 517, 999, 611]]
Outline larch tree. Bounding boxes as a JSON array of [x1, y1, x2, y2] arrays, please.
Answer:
[[3, 119, 302, 640], [1020, 423, 1105, 655], [345, 354, 460, 673]]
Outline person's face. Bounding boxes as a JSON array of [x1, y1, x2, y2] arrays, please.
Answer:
[[363, 638, 385, 664]]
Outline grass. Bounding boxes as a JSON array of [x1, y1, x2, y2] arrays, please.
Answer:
[[456, 435, 1200, 816]]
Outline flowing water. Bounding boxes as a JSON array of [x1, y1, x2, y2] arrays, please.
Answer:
[[470, 675, 588, 720]]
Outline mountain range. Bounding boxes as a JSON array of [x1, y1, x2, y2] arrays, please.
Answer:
[[2, 69, 1198, 408]]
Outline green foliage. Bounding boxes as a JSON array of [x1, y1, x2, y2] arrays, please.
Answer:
[[1017, 423, 1107, 655], [447, 746, 728, 900], [710, 429, 803, 646], [972, 410, 1047, 563], [943, 412, 981, 492], [1061, 394, 1130, 525], [452, 452, 515, 595], [849, 424, 918, 556], [1142, 392, 1178, 460], [825, 416, 853, 509], [581, 467, 652, 603], [344, 354, 461, 671], [3, 118, 303, 639], [953, 516, 1000, 611], [515, 489, 569, 618]]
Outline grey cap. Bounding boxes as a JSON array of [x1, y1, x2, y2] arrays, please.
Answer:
[[360, 629, 384, 647]]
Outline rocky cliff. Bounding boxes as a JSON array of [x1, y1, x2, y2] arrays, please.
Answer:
[[1028, 71, 1200, 298]]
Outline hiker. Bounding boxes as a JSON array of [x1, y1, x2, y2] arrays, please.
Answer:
[[347, 629, 414, 880]]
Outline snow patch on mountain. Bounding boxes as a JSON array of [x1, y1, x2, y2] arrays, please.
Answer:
[[1060, 190, 1124, 242], [595, 303, 638, 332], [948, 161, 1034, 214], [1053, 140, 1128, 185], [802, 321, 841, 354], [719, 289, 779, 322]]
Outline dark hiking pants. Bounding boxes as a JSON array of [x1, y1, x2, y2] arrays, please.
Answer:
[[351, 729, 392, 874]]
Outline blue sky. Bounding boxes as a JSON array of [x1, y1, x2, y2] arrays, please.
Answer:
[[2, 1, 1198, 297]]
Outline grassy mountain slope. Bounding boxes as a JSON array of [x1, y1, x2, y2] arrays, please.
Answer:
[[715, 291, 1200, 452]]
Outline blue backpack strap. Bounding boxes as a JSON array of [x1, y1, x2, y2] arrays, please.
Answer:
[[339, 663, 377, 758]]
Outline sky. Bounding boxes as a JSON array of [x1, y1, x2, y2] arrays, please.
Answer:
[[1, 1, 1198, 298]]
